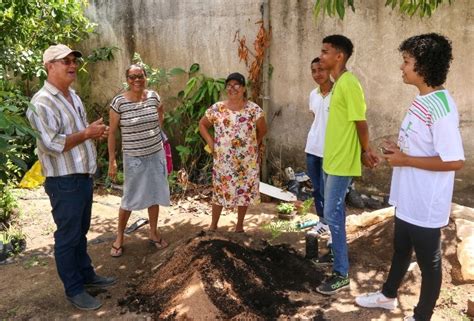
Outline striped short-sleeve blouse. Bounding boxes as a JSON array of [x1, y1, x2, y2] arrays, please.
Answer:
[[110, 90, 163, 157]]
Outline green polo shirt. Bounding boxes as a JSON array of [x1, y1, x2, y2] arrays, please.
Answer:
[[323, 71, 366, 177]]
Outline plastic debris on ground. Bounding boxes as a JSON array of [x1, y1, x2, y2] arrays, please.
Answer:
[[18, 160, 45, 189]]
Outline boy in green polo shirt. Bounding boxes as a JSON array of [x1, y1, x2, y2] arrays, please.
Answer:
[[316, 35, 379, 295]]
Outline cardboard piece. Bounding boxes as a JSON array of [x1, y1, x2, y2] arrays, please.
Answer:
[[259, 182, 297, 202]]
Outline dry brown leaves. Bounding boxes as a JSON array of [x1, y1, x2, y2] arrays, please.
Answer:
[[234, 20, 272, 103]]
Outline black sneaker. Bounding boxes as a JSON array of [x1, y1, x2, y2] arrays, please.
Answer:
[[316, 272, 350, 295], [84, 274, 117, 288], [311, 250, 334, 266], [67, 291, 102, 310]]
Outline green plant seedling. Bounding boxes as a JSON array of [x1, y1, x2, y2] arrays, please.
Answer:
[[276, 202, 296, 214]]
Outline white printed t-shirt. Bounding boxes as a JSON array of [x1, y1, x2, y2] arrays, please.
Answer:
[[305, 88, 331, 157], [389, 90, 464, 228]]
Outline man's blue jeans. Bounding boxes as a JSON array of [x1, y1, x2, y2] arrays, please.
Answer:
[[306, 153, 325, 222], [323, 173, 352, 276], [44, 175, 96, 297]]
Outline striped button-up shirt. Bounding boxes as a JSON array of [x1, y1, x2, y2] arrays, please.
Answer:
[[27, 81, 97, 177]]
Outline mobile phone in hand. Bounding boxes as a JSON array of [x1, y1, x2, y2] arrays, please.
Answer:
[[379, 147, 394, 155]]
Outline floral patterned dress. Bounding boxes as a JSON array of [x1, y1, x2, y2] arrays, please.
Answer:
[[205, 101, 264, 208]]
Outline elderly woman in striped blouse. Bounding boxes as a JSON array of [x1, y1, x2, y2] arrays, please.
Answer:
[[108, 64, 170, 257]]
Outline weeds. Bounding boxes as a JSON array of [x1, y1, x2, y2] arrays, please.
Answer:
[[167, 170, 183, 195], [438, 287, 471, 320], [262, 220, 299, 240], [40, 223, 55, 236], [298, 198, 314, 216], [0, 223, 26, 259], [262, 198, 314, 241], [23, 255, 48, 269], [6, 306, 20, 318], [164, 63, 225, 182], [0, 186, 18, 224]]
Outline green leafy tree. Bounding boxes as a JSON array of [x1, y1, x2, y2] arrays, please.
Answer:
[[0, 0, 95, 86], [0, 82, 37, 184], [313, 0, 453, 20], [0, 0, 100, 219]]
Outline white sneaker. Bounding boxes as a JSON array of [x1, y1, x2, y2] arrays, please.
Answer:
[[403, 316, 415, 321], [355, 291, 398, 310], [307, 222, 330, 236]]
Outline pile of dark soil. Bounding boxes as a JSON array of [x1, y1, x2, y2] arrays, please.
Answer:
[[119, 231, 325, 319]]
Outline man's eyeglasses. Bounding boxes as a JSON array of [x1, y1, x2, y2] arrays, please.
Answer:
[[127, 74, 146, 80], [52, 58, 83, 66], [226, 83, 242, 90]]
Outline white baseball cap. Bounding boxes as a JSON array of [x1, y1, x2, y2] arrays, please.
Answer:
[[43, 44, 82, 64]]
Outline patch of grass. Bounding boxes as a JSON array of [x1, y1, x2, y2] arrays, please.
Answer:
[[10, 188, 26, 199], [438, 287, 471, 321], [440, 286, 461, 303], [262, 220, 298, 240], [23, 255, 48, 269], [262, 199, 315, 241], [442, 308, 470, 321], [40, 223, 55, 236], [6, 305, 20, 318]]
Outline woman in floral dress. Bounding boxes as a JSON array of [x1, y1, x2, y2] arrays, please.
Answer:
[[199, 72, 267, 232]]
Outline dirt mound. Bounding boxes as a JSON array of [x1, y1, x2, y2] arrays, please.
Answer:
[[119, 231, 325, 319]]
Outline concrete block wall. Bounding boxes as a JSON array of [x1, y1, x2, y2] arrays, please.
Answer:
[[80, 0, 473, 203]]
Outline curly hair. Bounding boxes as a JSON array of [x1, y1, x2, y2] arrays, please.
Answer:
[[323, 35, 354, 59], [399, 33, 452, 87]]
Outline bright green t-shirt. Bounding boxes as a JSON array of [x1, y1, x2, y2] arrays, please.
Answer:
[[323, 71, 366, 177]]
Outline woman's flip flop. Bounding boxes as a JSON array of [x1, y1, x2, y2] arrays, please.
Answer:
[[149, 238, 169, 250], [110, 244, 123, 257]]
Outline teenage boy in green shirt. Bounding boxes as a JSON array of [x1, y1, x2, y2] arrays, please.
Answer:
[[316, 35, 379, 295]]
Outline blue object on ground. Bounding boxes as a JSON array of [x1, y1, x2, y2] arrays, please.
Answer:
[[296, 220, 319, 230]]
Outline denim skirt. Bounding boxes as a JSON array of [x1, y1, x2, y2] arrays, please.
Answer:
[[121, 149, 170, 211]]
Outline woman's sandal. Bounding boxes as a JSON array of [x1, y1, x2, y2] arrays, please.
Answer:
[[110, 244, 123, 257], [149, 238, 169, 250]]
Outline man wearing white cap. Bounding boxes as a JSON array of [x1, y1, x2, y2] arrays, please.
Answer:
[[27, 44, 116, 310]]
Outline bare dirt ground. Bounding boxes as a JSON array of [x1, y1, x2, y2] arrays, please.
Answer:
[[0, 187, 472, 320]]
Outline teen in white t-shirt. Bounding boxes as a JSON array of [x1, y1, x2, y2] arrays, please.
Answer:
[[305, 87, 331, 157], [356, 33, 465, 321], [389, 89, 464, 228], [304, 57, 332, 224]]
